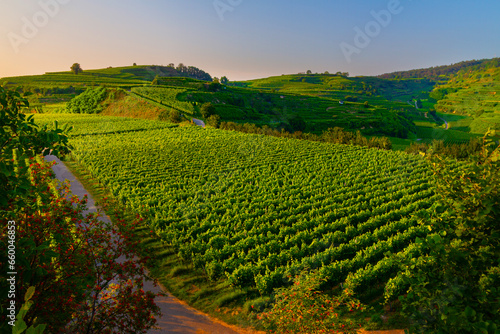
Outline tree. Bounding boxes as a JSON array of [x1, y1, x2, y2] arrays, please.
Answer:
[[176, 63, 186, 73], [395, 131, 500, 333], [415, 99, 423, 109], [208, 80, 221, 92], [0, 85, 71, 208], [1, 161, 161, 332], [168, 109, 181, 123], [201, 102, 216, 119], [288, 115, 306, 132], [364, 101, 369, 108], [220, 76, 229, 85], [133, 63, 137, 66], [207, 114, 221, 128], [71, 63, 82, 75], [306, 70, 312, 75]]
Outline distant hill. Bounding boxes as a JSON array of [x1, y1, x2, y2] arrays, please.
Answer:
[[47, 64, 213, 82], [7, 59, 499, 142], [377, 58, 500, 81], [234, 73, 434, 102], [1, 64, 212, 89]]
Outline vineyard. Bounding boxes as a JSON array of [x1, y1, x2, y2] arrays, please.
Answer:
[[131, 86, 196, 115], [68, 121, 438, 301], [33, 114, 178, 136]]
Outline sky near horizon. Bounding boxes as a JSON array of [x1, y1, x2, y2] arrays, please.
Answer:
[[0, 0, 499, 81]]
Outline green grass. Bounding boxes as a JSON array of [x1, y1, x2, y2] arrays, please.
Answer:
[[131, 86, 196, 115]]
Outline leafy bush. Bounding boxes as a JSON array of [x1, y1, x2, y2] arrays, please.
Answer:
[[66, 87, 107, 114], [207, 114, 221, 128], [159, 109, 182, 123], [258, 272, 364, 333], [344, 96, 358, 102], [397, 131, 500, 333]]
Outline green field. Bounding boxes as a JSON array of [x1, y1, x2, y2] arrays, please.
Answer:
[[131, 86, 196, 115], [1, 68, 429, 139]]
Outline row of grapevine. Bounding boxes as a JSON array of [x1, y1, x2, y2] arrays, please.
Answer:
[[33, 114, 178, 136], [131, 87, 196, 115]]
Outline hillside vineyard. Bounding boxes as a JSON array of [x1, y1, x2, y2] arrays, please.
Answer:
[[69, 124, 437, 296]]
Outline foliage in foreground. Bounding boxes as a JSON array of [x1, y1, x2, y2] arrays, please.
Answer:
[[11, 287, 46, 334], [0, 85, 70, 208], [0, 85, 161, 333], [258, 272, 364, 333], [395, 131, 500, 333]]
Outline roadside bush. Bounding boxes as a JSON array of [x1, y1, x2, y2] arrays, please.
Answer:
[[207, 114, 221, 128], [258, 272, 364, 333], [397, 131, 500, 333]]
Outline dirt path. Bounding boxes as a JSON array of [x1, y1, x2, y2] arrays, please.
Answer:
[[44, 155, 241, 334]]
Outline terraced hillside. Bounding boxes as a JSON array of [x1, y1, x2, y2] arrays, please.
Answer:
[[433, 67, 500, 133]]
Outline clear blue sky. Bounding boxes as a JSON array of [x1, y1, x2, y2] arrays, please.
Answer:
[[1, 0, 499, 80]]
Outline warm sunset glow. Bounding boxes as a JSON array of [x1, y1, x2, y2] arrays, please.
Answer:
[[1, 0, 499, 80]]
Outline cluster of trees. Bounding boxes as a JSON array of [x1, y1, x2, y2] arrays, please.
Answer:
[[15, 86, 83, 96], [377, 58, 499, 81], [303, 70, 349, 77], [167, 63, 212, 81], [217, 121, 392, 150], [405, 138, 483, 159], [0, 86, 160, 333], [158, 109, 182, 123]]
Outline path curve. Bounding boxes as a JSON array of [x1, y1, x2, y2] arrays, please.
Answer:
[[44, 155, 241, 334], [437, 116, 449, 130]]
